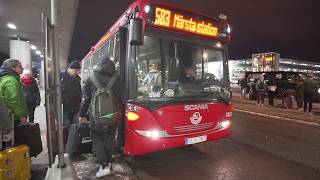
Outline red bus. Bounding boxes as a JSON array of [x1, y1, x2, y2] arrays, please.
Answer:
[[81, 0, 233, 156]]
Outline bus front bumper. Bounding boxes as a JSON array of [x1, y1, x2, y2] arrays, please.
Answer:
[[124, 127, 231, 156]]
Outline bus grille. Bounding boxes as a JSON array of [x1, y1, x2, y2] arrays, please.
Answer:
[[174, 122, 214, 133]]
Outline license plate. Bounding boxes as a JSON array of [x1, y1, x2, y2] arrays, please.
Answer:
[[185, 135, 207, 145]]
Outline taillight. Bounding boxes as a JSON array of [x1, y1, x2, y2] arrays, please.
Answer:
[[127, 111, 140, 121]]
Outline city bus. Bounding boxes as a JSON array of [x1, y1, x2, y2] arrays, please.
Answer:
[[81, 0, 233, 156]]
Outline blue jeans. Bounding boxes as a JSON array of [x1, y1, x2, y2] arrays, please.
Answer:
[[63, 111, 77, 129]]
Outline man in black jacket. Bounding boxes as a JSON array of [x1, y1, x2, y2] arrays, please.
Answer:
[[78, 57, 122, 178], [61, 61, 81, 129]]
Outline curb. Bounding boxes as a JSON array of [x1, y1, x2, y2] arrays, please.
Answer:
[[234, 108, 320, 128]]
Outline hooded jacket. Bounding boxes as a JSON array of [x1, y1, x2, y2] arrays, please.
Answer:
[[79, 58, 123, 132], [0, 67, 28, 120]]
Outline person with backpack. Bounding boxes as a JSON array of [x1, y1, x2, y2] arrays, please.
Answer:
[[255, 75, 266, 106], [61, 61, 82, 129], [21, 69, 40, 123], [78, 57, 122, 178]]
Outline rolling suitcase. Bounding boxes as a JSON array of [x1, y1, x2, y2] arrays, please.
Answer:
[[0, 113, 31, 180], [15, 123, 43, 157], [66, 123, 92, 156]]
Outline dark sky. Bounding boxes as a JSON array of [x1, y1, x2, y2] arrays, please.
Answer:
[[69, 0, 320, 62]]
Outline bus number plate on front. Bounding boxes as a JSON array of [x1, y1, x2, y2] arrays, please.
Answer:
[[185, 135, 207, 145]]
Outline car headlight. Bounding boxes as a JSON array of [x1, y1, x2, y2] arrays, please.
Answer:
[[318, 88, 320, 94]]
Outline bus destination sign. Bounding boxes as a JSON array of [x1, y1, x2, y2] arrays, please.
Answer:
[[153, 7, 219, 38]]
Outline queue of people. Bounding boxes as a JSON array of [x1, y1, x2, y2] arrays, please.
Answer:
[[240, 73, 319, 115]]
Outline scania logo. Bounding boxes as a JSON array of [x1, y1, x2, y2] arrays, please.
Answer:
[[184, 104, 208, 111], [190, 112, 202, 125]]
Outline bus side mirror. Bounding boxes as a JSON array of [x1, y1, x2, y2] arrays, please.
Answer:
[[129, 18, 144, 46]]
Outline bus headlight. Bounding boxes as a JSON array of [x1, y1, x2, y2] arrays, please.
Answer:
[[135, 130, 168, 138], [217, 120, 231, 129]]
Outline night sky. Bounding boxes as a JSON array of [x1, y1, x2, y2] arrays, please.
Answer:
[[69, 0, 320, 63]]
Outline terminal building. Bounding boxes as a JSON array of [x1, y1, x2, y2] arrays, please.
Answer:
[[229, 52, 320, 83]]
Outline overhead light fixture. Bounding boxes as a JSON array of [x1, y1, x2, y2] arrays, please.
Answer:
[[31, 45, 37, 50], [7, 23, 17, 30], [26, 41, 30, 43], [36, 50, 41, 55], [40, 54, 44, 58]]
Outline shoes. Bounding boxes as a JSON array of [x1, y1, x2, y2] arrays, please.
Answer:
[[96, 165, 112, 178]]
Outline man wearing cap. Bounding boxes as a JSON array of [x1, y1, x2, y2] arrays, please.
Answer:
[[61, 61, 82, 129]]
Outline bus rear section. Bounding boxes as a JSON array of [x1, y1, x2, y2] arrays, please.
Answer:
[[124, 101, 232, 156]]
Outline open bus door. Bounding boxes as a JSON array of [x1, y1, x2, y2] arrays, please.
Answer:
[[43, 15, 55, 166]]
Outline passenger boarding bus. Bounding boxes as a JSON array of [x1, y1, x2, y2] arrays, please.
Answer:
[[81, 0, 233, 156]]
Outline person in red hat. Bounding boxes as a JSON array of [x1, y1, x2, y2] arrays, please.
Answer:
[[21, 69, 40, 123]]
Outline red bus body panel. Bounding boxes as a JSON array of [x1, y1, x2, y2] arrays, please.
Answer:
[[124, 102, 232, 156]]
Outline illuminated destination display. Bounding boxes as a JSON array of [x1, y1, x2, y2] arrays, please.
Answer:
[[154, 7, 218, 38]]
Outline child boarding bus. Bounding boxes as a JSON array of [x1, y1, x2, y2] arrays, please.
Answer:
[[81, 0, 233, 156]]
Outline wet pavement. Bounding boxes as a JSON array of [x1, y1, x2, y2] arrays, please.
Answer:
[[231, 86, 320, 125], [126, 139, 320, 180], [232, 112, 320, 171]]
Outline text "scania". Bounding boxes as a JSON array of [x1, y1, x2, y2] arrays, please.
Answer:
[[184, 104, 208, 111]]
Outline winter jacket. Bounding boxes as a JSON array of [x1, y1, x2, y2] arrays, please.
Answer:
[[0, 96, 11, 133], [0, 67, 28, 121], [303, 79, 319, 94], [61, 71, 81, 112], [21, 76, 40, 106], [79, 62, 123, 132]]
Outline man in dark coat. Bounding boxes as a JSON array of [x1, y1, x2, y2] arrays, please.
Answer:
[[78, 57, 122, 178], [303, 74, 319, 114], [61, 61, 82, 129]]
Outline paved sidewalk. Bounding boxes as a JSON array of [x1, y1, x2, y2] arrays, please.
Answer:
[[231, 95, 320, 125]]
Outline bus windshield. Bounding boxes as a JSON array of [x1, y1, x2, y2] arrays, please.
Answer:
[[136, 35, 229, 101]]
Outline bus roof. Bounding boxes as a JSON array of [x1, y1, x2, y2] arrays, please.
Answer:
[[82, 0, 230, 61]]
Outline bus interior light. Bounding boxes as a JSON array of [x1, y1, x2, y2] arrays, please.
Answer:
[[127, 111, 140, 121]]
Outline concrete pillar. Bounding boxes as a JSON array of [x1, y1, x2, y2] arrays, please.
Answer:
[[9, 40, 32, 70]]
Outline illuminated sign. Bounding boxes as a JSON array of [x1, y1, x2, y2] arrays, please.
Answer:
[[154, 7, 218, 38], [265, 56, 273, 62]]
